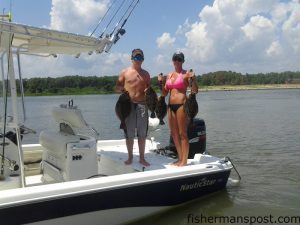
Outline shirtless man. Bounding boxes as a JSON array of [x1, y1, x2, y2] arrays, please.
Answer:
[[115, 49, 151, 166]]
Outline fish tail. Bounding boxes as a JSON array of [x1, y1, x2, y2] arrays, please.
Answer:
[[150, 112, 156, 118], [120, 121, 126, 130], [189, 118, 194, 126], [159, 119, 165, 125]]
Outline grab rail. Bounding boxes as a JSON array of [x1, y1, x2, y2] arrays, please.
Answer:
[[225, 156, 241, 181]]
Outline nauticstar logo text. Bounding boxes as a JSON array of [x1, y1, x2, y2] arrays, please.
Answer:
[[180, 178, 216, 191]]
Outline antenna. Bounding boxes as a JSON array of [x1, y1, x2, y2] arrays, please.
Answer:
[[1, 3, 12, 22], [9, 0, 12, 22]]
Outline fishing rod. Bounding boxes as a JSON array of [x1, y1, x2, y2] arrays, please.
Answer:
[[109, 0, 138, 36], [117, 0, 139, 32], [99, 0, 127, 38], [110, 0, 140, 45], [97, 0, 139, 52], [90, 0, 118, 37]]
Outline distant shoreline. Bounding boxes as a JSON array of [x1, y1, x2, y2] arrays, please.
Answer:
[[198, 84, 300, 92], [23, 84, 300, 96]]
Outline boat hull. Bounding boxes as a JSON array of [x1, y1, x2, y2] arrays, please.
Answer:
[[0, 169, 230, 225]]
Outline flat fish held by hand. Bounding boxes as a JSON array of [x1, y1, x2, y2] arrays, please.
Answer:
[[115, 92, 131, 130], [184, 93, 198, 126], [155, 96, 167, 125], [145, 87, 158, 118]]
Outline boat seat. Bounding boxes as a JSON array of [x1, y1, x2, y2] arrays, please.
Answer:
[[39, 131, 80, 153], [52, 106, 88, 130]]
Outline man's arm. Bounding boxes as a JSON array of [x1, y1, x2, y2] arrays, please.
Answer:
[[115, 70, 126, 93]]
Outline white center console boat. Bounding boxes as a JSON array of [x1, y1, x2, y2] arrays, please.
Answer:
[[0, 20, 239, 225]]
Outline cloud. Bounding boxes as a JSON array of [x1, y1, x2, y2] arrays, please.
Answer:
[[50, 0, 109, 34], [282, 1, 300, 53], [19, 0, 134, 78], [20, 52, 130, 77], [156, 32, 176, 49], [176, 19, 192, 35], [241, 15, 274, 41], [157, 0, 300, 74], [18, 0, 300, 77], [266, 40, 283, 57]]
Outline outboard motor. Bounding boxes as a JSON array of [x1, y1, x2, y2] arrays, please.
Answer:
[[169, 118, 206, 159]]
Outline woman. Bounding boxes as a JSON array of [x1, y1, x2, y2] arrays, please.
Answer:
[[158, 52, 198, 166]]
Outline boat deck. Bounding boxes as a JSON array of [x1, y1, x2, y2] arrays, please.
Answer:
[[1, 138, 220, 191], [97, 139, 175, 174], [0, 139, 175, 190]]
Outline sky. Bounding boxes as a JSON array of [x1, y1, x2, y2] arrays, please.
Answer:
[[0, 0, 300, 78]]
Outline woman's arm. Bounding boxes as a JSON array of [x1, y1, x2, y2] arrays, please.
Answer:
[[158, 73, 169, 96]]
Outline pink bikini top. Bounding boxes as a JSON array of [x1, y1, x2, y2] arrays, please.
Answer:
[[165, 71, 187, 91]]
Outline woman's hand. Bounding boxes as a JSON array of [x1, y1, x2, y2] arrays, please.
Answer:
[[187, 69, 198, 94], [157, 73, 168, 95], [157, 73, 165, 82], [185, 69, 196, 86], [186, 69, 196, 80]]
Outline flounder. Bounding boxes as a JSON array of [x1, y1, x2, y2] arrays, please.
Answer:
[[145, 87, 158, 118], [115, 92, 131, 130], [155, 96, 167, 125]]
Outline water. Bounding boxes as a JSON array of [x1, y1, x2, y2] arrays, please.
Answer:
[[12, 89, 300, 224]]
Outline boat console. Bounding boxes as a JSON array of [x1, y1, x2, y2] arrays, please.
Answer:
[[40, 102, 97, 183]]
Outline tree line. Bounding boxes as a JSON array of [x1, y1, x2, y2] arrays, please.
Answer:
[[198, 71, 300, 86], [7, 71, 300, 95]]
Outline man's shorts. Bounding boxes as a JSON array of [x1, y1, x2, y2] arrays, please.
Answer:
[[124, 102, 148, 139]]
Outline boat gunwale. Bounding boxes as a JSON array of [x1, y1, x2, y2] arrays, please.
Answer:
[[0, 162, 232, 207]]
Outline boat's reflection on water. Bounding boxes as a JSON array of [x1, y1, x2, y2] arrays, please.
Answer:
[[128, 189, 234, 225]]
